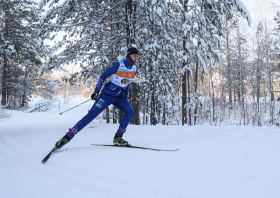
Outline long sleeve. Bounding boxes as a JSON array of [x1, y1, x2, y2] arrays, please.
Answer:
[[94, 62, 120, 94]]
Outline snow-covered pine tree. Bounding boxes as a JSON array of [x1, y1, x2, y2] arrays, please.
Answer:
[[216, 11, 248, 123], [0, 0, 13, 106], [248, 20, 280, 126], [178, 0, 251, 125], [257, 15, 279, 125], [272, 11, 280, 125], [135, 0, 181, 125], [221, 13, 239, 113], [251, 23, 267, 126], [0, 0, 58, 108], [124, 0, 139, 124], [39, 0, 127, 83], [275, 11, 280, 63], [179, 0, 192, 126], [230, 17, 250, 125], [39, 0, 135, 123]]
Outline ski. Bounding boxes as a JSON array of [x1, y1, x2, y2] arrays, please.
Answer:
[[42, 144, 178, 164], [91, 144, 179, 152], [41, 147, 57, 164]]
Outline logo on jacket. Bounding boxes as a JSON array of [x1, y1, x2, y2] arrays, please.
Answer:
[[96, 103, 102, 108], [99, 98, 105, 104], [121, 79, 129, 84]]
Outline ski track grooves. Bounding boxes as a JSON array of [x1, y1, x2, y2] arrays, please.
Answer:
[[49, 147, 184, 198], [0, 132, 181, 198], [0, 134, 126, 198], [0, 133, 49, 198], [0, 133, 114, 198]]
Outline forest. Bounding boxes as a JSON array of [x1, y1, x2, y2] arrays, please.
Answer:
[[1, 0, 280, 126]]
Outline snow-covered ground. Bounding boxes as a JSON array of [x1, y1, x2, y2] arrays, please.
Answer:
[[1, 98, 280, 198]]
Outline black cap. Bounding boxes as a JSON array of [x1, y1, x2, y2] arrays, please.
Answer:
[[127, 47, 138, 55]]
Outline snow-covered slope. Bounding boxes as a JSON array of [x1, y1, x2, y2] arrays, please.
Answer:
[[1, 98, 280, 198]]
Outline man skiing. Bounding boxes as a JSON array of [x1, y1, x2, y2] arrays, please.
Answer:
[[55, 47, 139, 149]]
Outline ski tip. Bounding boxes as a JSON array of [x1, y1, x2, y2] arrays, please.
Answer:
[[41, 148, 57, 164], [41, 158, 48, 164]]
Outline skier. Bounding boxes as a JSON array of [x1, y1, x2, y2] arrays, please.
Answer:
[[55, 47, 139, 149]]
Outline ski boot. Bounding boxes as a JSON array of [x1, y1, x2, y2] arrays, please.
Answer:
[[113, 135, 130, 146], [55, 135, 71, 149]]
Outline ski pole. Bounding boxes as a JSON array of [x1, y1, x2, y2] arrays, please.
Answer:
[[59, 99, 92, 115]]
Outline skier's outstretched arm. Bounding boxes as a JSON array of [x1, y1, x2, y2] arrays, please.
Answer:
[[93, 62, 120, 94]]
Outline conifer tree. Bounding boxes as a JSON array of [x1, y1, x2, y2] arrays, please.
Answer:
[[179, 0, 251, 125], [0, 0, 57, 108], [134, 0, 181, 125]]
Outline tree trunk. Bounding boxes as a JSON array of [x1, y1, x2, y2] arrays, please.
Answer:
[[157, 103, 161, 124], [211, 78, 215, 123], [194, 60, 199, 125], [131, 83, 140, 125], [113, 106, 117, 124], [194, 0, 203, 125], [182, 70, 187, 125], [119, 110, 124, 124], [182, 0, 189, 126], [187, 70, 191, 125], [226, 18, 232, 111], [106, 107, 110, 123], [1, 59, 8, 106], [163, 103, 166, 125], [150, 82, 157, 125], [143, 92, 146, 125], [1, 1, 10, 106], [125, 0, 139, 125], [257, 68, 261, 126]]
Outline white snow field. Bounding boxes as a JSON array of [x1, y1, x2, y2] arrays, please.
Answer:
[[1, 98, 280, 198]]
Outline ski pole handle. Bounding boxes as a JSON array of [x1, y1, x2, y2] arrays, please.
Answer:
[[59, 99, 92, 115]]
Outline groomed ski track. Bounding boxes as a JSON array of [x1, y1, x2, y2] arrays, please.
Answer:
[[1, 98, 280, 198]]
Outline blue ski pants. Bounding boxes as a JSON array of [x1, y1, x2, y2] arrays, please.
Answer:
[[66, 93, 134, 139]]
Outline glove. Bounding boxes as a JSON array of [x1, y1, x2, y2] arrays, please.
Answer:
[[125, 95, 130, 99], [91, 93, 98, 101]]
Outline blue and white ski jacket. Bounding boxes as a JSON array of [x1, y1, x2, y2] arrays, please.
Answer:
[[94, 58, 138, 96]]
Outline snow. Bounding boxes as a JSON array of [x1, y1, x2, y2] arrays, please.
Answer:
[[236, 0, 252, 27], [156, 7, 162, 16], [1, 98, 280, 198]]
